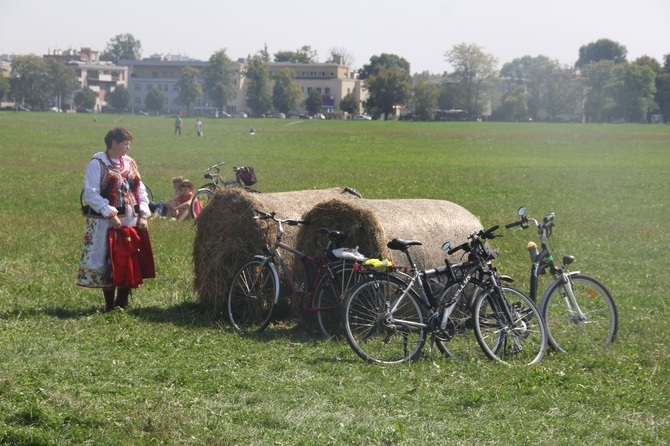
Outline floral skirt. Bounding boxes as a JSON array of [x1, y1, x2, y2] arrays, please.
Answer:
[[76, 218, 113, 288]]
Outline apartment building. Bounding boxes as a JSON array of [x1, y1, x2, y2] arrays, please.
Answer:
[[120, 55, 366, 116]]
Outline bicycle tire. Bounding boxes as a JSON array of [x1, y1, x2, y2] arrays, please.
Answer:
[[80, 185, 154, 208], [313, 261, 362, 338], [190, 188, 214, 219], [433, 280, 487, 361], [343, 275, 426, 364], [540, 273, 618, 353], [473, 285, 547, 366], [227, 258, 279, 333]]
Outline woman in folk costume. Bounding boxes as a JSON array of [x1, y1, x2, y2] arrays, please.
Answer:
[[77, 127, 154, 311]]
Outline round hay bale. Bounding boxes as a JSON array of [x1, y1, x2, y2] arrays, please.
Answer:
[[296, 198, 483, 271], [192, 187, 361, 313]]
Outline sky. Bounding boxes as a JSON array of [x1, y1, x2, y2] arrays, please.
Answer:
[[2, 0, 668, 73]]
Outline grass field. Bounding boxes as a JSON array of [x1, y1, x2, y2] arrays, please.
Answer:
[[0, 112, 669, 445]]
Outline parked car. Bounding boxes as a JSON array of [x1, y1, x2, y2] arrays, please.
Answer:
[[353, 114, 372, 120], [49, 107, 62, 113], [267, 112, 286, 118], [230, 111, 248, 118], [219, 111, 231, 118], [134, 110, 149, 116], [312, 113, 326, 120], [289, 113, 312, 119]]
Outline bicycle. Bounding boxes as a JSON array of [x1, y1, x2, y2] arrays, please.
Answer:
[[226, 209, 367, 336], [342, 226, 548, 366], [505, 206, 618, 353], [189, 162, 258, 219]]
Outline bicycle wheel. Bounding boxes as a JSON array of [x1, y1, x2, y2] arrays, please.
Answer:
[[190, 188, 214, 219], [314, 261, 362, 338], [541, 273, 618, 354], [473, 285, 547, 366], [433, 280, 487, 361], [227, 258, 279, 333], [343, 275, 426, 364]]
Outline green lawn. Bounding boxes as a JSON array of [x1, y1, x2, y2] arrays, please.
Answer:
[[0, 112, 668, 445]]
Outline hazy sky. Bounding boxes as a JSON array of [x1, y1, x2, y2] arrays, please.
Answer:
[[2, 0, 668, 73]]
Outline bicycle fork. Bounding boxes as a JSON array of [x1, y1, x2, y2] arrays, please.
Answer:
[[556, 272, 588, 324]]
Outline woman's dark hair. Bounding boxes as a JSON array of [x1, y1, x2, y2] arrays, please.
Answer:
[[104, 127, 134, 149]]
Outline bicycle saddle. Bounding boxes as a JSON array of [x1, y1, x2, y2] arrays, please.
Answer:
[[387, 238, 422, 251]]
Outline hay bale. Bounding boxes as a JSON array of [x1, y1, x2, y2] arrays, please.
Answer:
[[192, 187, 361, 312], [296, 198, 483, 270]]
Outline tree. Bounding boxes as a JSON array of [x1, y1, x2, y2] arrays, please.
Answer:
[[100, 33, 142, 64], [45, 59, 78, 111], [305, 88, 323, 116], [272, 68, 302, 115], [500, 55, 556, 120], [9, 55, 51, 109], [412, 78, 440, 121], [364, 66, 412, 119], [607, 62, 656, 122], [655, 55, 670, 120], [576, 39, 627, 68], [326, 47, 355, 66], [203, 49, 235, 114], [495, 82, 529, 121], [582, 60, 616, 122], [245, 54, 273, 116], [339, 92, 359, 115], [444, 43, 498, 119], [359, 53, 411, 80], [74, 87, 98, 111], [0, 73, 9, 102], [108, 84, 131, 112], [177, 66, 203, 112], [542, 67, 582, 122], [144, 87, 164, 114], [274, 46, 318, 63]]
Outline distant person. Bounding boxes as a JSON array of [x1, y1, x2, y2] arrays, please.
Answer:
[[175, 114, 182, 135], [76, 127, 153, 312], [195, 118, 203, 137]]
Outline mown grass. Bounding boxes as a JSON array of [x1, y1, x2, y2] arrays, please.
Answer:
[[0, 112, 668, 445]]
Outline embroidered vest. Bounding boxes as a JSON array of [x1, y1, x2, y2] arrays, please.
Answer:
[[98, 158, 142, 209]]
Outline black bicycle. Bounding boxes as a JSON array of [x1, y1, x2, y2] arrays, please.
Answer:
[[342, 226, 548, 365]]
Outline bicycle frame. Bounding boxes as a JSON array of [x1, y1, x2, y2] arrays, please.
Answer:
[[256, 211, 357, 312], [510, 208, 589, 322]]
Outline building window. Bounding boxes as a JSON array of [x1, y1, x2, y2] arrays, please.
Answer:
[[152, 71, 158, 79], [147, 84, 153, 90], [317, 88, 322, 93], [307, 87, 312, 93], [135, 97, 141, 105], [164, 84, 169, 91], [173, 84, 179, 91], [325, 88, 331, 95], [135, 84, 141, 91]]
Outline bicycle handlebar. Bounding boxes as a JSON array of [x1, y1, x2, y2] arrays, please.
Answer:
[[506, 208, 556, 239], [253, 209, 307, 226], [447, 225, 500, 255], [205, 161, 225, 172]]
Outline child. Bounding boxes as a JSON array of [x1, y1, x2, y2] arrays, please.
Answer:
[[166, 179, 195, 221]]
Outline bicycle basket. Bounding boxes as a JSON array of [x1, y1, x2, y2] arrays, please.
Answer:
[[237, 166, 257, 186]]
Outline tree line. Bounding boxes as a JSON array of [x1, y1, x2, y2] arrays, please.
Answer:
[[1, 34, 668, 123]]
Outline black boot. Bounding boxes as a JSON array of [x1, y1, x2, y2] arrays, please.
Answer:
[[103, 288, 116, 312], [115, 287, 131, 309]]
